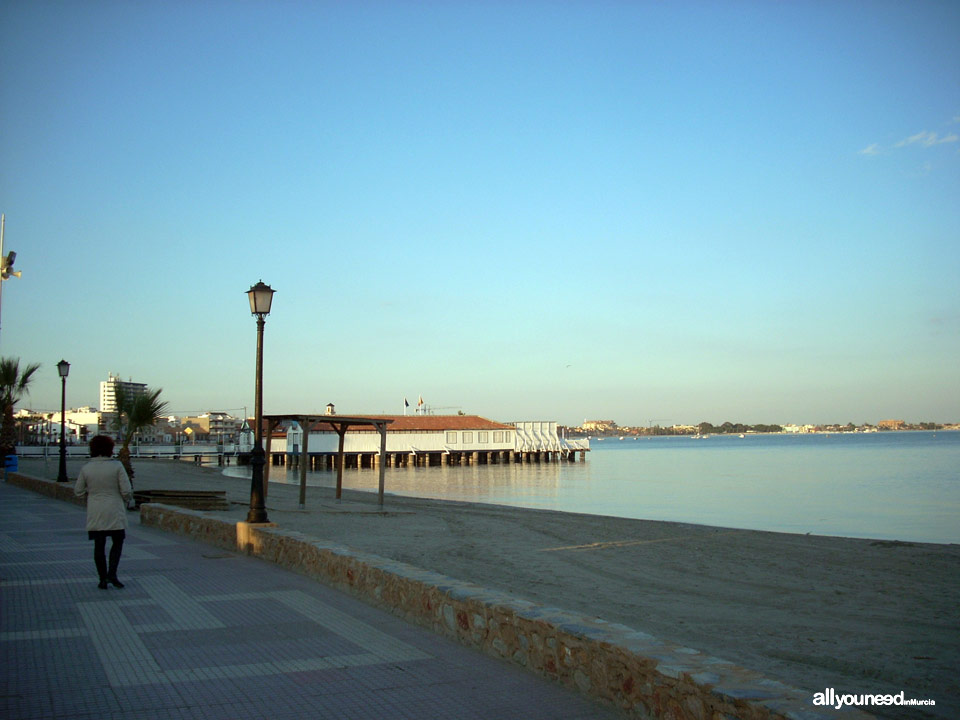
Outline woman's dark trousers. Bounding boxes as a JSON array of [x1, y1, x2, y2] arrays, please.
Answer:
[[92, 530, 125, 581]]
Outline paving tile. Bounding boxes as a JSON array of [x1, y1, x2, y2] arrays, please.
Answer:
[[0, 481, 618, 719]]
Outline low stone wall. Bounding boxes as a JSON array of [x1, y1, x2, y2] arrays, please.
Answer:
[[140, 503, 872, 720], [5, 471, 85, 507]]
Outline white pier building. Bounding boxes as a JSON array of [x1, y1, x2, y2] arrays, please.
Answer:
[[273, 414, 589, 471]]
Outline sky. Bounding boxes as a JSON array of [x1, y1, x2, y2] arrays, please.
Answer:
[[1, 0, 958, 427]]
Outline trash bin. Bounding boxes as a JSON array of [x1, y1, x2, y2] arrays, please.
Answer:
[[4, 455, 18, 472]]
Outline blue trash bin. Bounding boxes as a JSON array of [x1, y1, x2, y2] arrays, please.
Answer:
[[4, 455, 18, 472]]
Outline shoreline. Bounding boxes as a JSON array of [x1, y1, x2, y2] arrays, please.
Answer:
[[261, 475, 960, 547], [17, 458, 958, 718]]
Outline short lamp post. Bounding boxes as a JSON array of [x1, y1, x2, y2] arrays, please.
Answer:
[[246, 281, 275, 523], [57, 359, 70, 482]]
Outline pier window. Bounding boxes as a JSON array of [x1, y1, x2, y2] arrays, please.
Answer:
[[494, 431, 503, 442], [478, 431, 489, 443], [504, 431, 512, 443], [446, 431, 457, 443], [462, 431, 474, 443]]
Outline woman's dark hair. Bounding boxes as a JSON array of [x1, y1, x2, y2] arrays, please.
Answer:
[[89, 435, 115, 458]]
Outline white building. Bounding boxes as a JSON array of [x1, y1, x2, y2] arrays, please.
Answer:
[[64, 407, 101, 441], [286, 415, 515, 455], [99, 373, 147, 413], [279, 415, 588, 468]]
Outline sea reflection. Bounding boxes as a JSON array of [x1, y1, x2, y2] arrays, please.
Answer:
[[221, 432, 960, 543], [224, 457, 589, 506]]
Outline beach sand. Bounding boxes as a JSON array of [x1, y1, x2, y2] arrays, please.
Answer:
[[24, 457, 958, 719]]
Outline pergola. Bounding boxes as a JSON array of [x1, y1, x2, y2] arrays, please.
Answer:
[[262, 414, 394, 508]]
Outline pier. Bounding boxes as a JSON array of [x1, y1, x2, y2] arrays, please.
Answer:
[[271, 416, 588, 473], [273, 447, 587, 470]]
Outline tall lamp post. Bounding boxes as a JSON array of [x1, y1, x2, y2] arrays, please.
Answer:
[[57, 359, 70, 482], [246, 281, 275, 523]]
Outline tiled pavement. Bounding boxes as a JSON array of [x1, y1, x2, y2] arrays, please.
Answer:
[[0, 481, 619, 719]]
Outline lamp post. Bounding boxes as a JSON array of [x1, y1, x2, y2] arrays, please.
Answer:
[[57, 359, 70, 482], [246, 281, 275, 523]]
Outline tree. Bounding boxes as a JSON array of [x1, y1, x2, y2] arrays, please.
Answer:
[[0, 357, 41, 459], [113, 385, 168, 482]]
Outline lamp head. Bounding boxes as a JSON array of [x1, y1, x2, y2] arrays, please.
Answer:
[[247, 280, 275, 317], [57, 359, 70, 378], [1, 251, 19, 280]]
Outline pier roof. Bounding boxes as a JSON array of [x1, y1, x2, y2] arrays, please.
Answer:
[[305, 414, 513, 433], [262, 413, 394, 505]]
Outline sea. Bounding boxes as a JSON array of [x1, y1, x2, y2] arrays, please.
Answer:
[[224, 431, 960, 545]]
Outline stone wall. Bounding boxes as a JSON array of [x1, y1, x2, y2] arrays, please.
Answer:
[[5, 471, 85, 507], [140, 502, 873, 720]]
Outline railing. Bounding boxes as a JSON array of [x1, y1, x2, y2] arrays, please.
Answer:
[[16, 444, 242, 459]]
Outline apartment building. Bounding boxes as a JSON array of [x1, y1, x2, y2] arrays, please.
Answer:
[[99, 373, 147, 413]]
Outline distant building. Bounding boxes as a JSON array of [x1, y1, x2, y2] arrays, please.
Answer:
[[180, 412, 241, 442], [179, 422, 210, 443], [581, 419, 617, 433], [99, 373, 147, 413], [878, 419, 905, 431], [64, 407, 101, 441]]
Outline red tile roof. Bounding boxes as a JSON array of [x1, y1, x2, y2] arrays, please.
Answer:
[[307, 415, 513, 433]]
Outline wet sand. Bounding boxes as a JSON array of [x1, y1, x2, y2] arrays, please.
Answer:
[[24, 457, 958, 719]]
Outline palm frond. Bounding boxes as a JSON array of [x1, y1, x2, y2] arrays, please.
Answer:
[[0, 357, 41, 407], [128, 389, 169, 434], [116, 386, 168, 451], [112, 385, 130, 435]]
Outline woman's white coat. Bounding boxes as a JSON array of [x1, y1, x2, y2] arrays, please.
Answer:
[[74, 457, 132, 532]]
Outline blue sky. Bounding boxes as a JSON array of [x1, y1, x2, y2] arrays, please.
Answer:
[[1, 1, 958, 426]]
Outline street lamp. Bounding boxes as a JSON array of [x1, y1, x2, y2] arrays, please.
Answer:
[[57, 359, 70, 482], [246, 281, 275, 523]]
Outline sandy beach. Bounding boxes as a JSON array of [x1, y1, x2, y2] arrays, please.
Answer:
[[21, 457, 958, 719]]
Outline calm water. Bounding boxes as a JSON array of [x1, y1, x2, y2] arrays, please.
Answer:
[[225, 431, 960, 544]]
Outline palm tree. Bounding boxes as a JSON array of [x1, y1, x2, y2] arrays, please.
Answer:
[[113, 385, 168, 482], [0, 357, 41, 459]]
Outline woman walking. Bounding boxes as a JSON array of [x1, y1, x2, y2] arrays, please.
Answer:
[[75, 435, 133, 589]]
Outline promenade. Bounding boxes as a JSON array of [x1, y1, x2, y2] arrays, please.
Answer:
[[0, 479, 617, 720]]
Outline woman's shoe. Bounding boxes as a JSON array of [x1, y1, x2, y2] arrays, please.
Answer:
[[98, 580, 108, 590], [107, 576, 124, 589]]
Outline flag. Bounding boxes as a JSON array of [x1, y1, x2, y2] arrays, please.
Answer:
[[404, 398, 409, 408], [417, 395, 424, 407]]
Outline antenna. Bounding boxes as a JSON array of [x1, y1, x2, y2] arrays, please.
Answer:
[[428, 406, 463, 415]]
